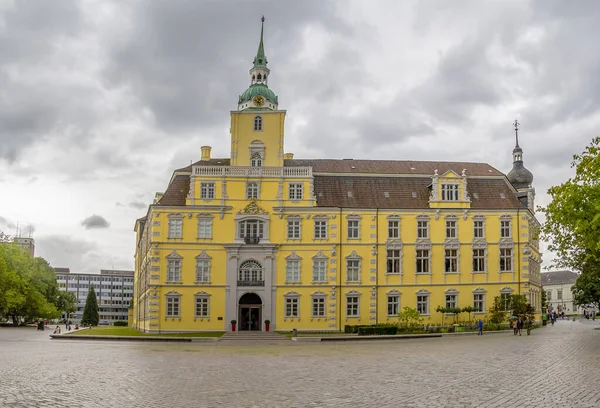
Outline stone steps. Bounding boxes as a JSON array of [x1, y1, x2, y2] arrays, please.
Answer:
[[219, 331, 290, 343]]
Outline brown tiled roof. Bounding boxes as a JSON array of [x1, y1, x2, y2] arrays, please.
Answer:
[[286, 159, 503, 177], [175, 159, 230, 172], [542, 271, 579, 285], [156, 175, 190, 206], [313, 176, 524, 209]]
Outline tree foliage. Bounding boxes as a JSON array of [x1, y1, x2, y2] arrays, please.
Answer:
[[487, 296, 507, 324], [0, 237, 60, 324], [538, 137, 600, 271], [81, 284, 99, 326], [57, 291, 77, 319], [571, 265, 600, 308], [397, 307, 423, 330]]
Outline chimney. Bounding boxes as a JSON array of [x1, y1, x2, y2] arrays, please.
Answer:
[[201, 146, 212, 161], [283, 153, 294, 160]]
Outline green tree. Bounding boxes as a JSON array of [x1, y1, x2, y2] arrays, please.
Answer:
[[541, 290, 547, 308], [538, 137, 600, 271], [509, 294, 530, 317], [488, 296, 507, 324], [81, 284, 99, 326], [461, 306, 476, 323], [397, 307, 423, 331], [57, 291, 77, 319], [571, 265, 600, 309]]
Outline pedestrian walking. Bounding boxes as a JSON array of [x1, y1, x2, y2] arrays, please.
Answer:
[[512, 319, 518, 335], [517, 319, 523, 336], [477, 319, 483, 335]]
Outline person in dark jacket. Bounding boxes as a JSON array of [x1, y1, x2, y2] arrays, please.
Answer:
[[517, 319, 523, 336], [477, 319, 483, 335]]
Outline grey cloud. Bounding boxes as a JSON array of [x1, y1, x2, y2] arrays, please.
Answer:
[[81, 215, 110, 230], [0, 216, 16, 230], [128, 201, 146, 210], [35, 235, 106, 273]]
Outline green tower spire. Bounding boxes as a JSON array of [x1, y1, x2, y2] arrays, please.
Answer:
[[253, 16, 268, 68]]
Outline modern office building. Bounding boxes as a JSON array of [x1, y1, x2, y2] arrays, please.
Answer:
[[13, 236, 35, 257], [542, 270, 579, 314], [132, 18, 543, 334], [55, 268, 134, 323]]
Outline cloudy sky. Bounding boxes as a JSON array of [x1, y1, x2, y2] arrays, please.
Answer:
[[1, 0, 598, 273]]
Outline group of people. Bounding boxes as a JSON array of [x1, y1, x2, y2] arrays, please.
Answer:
[[511, 318, 525, 335]]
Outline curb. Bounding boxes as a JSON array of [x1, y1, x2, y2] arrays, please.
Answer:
[[293, 329, 516, 342], [49, 334, 219, 342]]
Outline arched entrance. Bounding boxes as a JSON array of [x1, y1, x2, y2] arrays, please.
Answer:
[[239, 292, 262, 331]]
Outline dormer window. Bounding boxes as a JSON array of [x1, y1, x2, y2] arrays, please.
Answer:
[[441, 184, 459, 201], [250, 152, 263, 167], [254, 115, 263, 131]]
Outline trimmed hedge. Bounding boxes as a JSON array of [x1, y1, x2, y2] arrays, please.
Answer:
[[113, 321, 128, 327], [357, 326, 398, 336], [344, 325, 370, 333]]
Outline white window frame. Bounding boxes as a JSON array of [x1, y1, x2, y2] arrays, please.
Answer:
[[557, 289, 563, 300], [444, 249, 458, 273], [167, 259, 181, 282], [194, 295, 210, 318], [500, 292, 512, 312], [197, 218, 212, 239], [200, 182, 215, 199], [253, 115, 263, 131], [472, 248, 486, 273], [166, 294, 180, 317], [388, 220, 400, 239], [246, 182, 259, 199], [473, 220, 485, 239], [250, 152, 263, 167], [346, 258, 361, 283], [288, 183, 303, 200], [446, 220, 457, 239], [347, 220, 360, 239], [285, 259, 301, 283], [346, 294, 360, 317], [314, 220, 328, 239], [499, 248, 513, 272], [500, 220, 512, 238], [238, 219, 264, 239], [287, 219, 301, 239], [311, 294, 326, 317], [416, 292, 429, 315], [284, 296, 299, 318], [441, 184, 459, 201], [312, 257, 327, 283], [416, 249, 430, 274], [473, 291, 486, 312], [387, 294, 400, 316], [386, 249, 402, 274], [445, 291, 458, 309], [195, 257, 210, 283], [238, 260, 263, 283], [417, 220, 429, 239], [546, 290, 552, 301], [168, 218, 183, 239]]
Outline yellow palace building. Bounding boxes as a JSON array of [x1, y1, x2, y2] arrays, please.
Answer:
[[132, 19, 542, 333]]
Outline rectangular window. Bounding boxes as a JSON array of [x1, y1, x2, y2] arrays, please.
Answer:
[[166, 296, 180, 317], [200, 182, 215, 199], [194, 297, 209, 317], [287, 220, 301, 239], [312, 297, 326, 317], [546, 290, 552, 301], [168, 219, 182, 238], [239, 220, 264, 239], [441, 184, 459, 201], [197, 219, 212, 239], [288, 183, 303, 200], [347, 220, 360, 239], [500, 220, 511, 238], [246, 182, 259, 199], [388, 220, 400, 239], [346, 260, 360, 282], [285, 298, 299, 317], [167, 260, 181, 282], [473, 249, 486, 273], [446, 220, 457, 239], [444, 249, 458, 273], [312, 259, 327, 282], [386, 249, 401, 274], [473, 220, 485, 238], [445, 294, 457, 309], [474, 293, 485, 312], [346, 296, 359, 317], [286, 260, 300, 283], [417, 221, 428, 239], [500, 293, 512, 311], [387, 296, 399, 316], [557, 289, 563, 300], [314, 221, 328, 239], [417, 295, 429, 315], [195, 259, 210, 283], [416, 249, 430, 274], [499, 248, 512, 271]]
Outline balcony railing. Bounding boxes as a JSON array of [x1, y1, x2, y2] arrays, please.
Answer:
[[193, 166, 312, 178], [237, 280, 265, 287], [244, 237, 260, 245]]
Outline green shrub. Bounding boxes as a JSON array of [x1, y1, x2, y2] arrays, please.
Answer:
[[345, 325, 370, 333], [113, 321, 128, 327], [357, 325, 398, 336]]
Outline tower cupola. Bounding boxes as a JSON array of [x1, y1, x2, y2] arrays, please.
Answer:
[[238, 16, 279, 111], [507, 119, 533, 190]]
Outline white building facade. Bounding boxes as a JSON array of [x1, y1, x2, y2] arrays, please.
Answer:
[[542, 271, 579, 314], [55, 268, 134, 323]]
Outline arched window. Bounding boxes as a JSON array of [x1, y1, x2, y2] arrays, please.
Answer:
[[246, 182, 259, 199], [257, 73, 262, 82], [238, 260, 263, 283], [254, 115, 262, 131], [250, 152, 262, 167], [264, 74, 267, 82], [252, 75, 255, 83]]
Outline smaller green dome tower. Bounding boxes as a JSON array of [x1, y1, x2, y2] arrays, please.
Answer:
[[238, 16, 279, 111]]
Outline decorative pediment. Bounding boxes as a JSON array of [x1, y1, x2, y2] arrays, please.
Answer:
[[167, 212, 183, 218], [345, 290, 362, 296], [165, 291, 181, 296], [166, 251, 183, 259], [285, 214, 302, 219], [416, 213, 430, 220], [311, 291, 327, 297], [444, 214, 458, 220], [284, 291, 301, 298], [286, 251, 302, 261], [387, 289, 401, 296], [440, 170, 461, 178], [312, 250, 328, 260], [444, 239, 460, 249], [499, 239, 514, 248], [387, 213, 402, 220], [499, 214, 512, 220], [194, 291, 211, 297], [196, 213, 214, 219], [500, 287, 514, 294], [445, 288, 459, 294], [195, 250, 211, 260], [313, 214, 331, 220], [345, 213, 362, 219], [345, 250, 362, 260], [237, 198, 268, 215], [473, 214, 486, 220], [416, 289, 430, 294], [473, 287, 486, 294]]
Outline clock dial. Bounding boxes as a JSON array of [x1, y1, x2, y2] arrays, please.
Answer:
[[253, 95, 265, 106]]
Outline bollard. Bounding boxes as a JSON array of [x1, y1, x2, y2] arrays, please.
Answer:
[[292, 328, 297, 338]]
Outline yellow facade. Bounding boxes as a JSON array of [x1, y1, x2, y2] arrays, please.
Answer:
[[132, 21, 542, 333]]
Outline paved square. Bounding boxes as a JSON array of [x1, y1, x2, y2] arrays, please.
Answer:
[[1, 320, 599, 407]]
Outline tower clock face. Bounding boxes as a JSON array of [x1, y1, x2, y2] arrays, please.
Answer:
[[253, 95, 265, 106]]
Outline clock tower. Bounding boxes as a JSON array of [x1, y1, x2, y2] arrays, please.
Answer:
[[231, 16, 286, 167]]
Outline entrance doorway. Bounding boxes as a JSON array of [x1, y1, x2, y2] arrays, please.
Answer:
[[239, 293, 262, 331]]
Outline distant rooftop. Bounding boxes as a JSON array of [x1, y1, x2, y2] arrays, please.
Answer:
[[542, 270, 579, 286]]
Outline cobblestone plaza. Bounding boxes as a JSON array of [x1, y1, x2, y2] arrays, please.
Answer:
[[1, 320, 599, 407]]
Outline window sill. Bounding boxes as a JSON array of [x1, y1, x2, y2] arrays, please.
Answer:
[[167, 237, 183, 240], [386, 314, 399, 318], [472, 271, 487, 274], [284, 281, 301, 284], [311, 316, 326, 319], [313, 238, 329, 241], [418, 314, 430, 317], [286, 238, 302, 241], [473, 312, 485, 315], [194, 281, 211, 285], [346, 316, 360, 319], [311, 281, 328, 284], [499, 270, 514, 273], [443, 271, 459, 274], [415, 273, 432, 276], [385, 272, 402, 275], [196, 237, 212, 240], [345, 281, 362, 284], [193, 316, 210, 320], [347, 237, 361, 240], [165, 316, 181, 319], [165, 281, 183, 284]]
